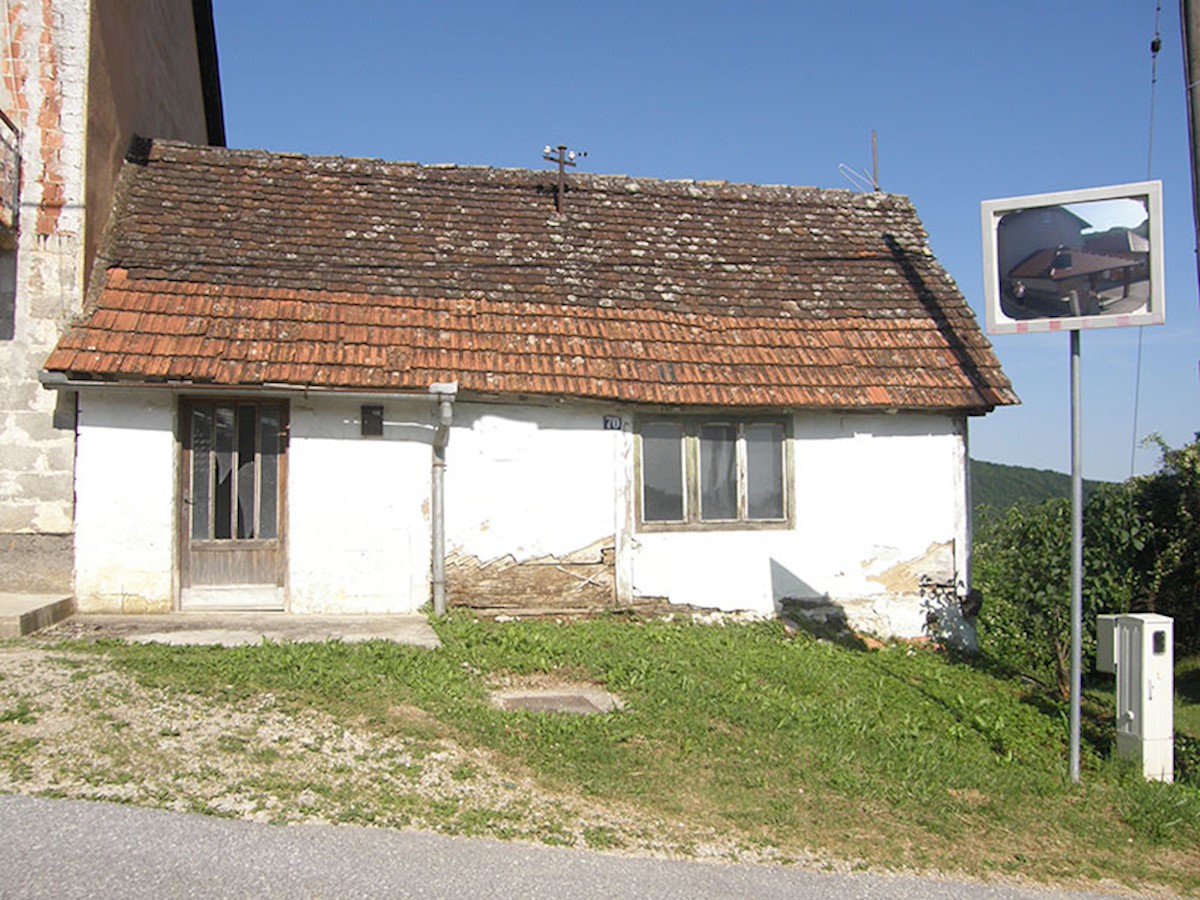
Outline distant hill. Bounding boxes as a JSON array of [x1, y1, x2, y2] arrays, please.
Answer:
[[971, 459, 1111, 514]]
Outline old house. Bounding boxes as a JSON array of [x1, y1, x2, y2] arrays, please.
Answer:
[[41, 139, 1017, 643], [1, 0, 223, 593]]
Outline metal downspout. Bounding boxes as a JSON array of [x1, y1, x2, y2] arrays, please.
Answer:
[[429, 382, 457, 616]]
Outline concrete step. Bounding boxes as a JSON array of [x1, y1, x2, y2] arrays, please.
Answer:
[[0, 594, 76, 638]]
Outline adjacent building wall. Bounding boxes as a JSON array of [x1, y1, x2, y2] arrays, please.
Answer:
[[0, 0, 212, 591], [0, 0, 90, 591], [83, 0, 209, 286]]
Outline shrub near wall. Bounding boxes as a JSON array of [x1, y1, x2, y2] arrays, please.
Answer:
[[1132, 436, 1200, 654], [974, 484, 1144, 695]]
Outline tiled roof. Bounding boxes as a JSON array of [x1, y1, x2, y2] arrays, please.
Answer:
[[45, 140, 1016, 412], [1009, 247, 1140, 281]]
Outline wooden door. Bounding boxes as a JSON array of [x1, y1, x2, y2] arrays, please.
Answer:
[[180, 399, 287, 610]]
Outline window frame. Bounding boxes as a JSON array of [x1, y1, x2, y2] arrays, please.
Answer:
[[634, 413, 793, 531]]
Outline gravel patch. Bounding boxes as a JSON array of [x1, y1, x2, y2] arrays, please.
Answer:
[[0, 645, 802, 865]]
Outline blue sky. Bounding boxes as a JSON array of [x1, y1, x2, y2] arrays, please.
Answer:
[[212, 1, 1199, 482]]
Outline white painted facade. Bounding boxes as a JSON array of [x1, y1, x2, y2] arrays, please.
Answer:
[[70, 390, 974, 644], [74, 391, 176, 612], [287, 396, 433, 614], [630, 412, 971, 641]]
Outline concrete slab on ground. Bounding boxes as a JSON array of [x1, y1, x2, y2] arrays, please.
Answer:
[[0, 593, 76, 638], [36, 612, 441, 649], [490, 686, 624, 715]]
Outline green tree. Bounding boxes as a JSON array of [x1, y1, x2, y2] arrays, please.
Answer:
[[1131, 435, 1200, 652], [974, 484, 1145, 696]]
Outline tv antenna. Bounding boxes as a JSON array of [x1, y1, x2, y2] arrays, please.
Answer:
[[837, 130, 880, 192], [543, 144, 587, 213]]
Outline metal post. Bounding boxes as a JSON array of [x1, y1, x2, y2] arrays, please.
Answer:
[[431, 438, 446, 615], [556, 145, 566, 214], [871, 129, 879, 192], [543, 145, 584, 214], [1070, 329, 1083, 783], [429, 383, 457, 616]]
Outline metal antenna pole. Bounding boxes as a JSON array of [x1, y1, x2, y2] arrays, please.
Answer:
[[872, 130, 879, 192], [1070, 329, 1083, 783], [542, 144, 585, 214], [555, 145, 566, 213]]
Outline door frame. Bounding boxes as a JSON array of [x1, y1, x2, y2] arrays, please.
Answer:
[[178, 396, 290, 610]]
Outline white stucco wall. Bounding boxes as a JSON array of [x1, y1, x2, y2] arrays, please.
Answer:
[[69, 393, 973, 641], [287, 397, 435, 614], [74, 391, 176, 612], [446, 402, 619, 563], [630, 411, 971, 642]]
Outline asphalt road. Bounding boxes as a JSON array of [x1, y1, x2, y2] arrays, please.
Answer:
[[0, 795, 1120, 899]]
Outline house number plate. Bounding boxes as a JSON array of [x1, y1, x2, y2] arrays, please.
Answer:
[[603, 415, 623, 431]]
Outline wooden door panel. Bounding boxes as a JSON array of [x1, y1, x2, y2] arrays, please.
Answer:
[[181, 400, 287, 610]]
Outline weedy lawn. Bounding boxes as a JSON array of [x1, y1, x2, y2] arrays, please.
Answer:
[[4, 616, 1199, 896]]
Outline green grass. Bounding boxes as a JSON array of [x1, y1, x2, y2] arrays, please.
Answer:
[[66, 618, 1200, 895]]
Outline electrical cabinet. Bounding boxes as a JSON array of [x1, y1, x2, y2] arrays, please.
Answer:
[[1114, 614, 1174, 783]]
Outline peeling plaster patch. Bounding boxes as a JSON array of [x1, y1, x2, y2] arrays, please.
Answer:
[[31, 500, 72, 533], [448, 537, 615, 613], [866, 541, 954, 593]]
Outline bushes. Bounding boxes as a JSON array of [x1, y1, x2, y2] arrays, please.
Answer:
[[974, 485, 1142, 695], [1131, 437, 1200, 654], [974, 434, 1200, 687]]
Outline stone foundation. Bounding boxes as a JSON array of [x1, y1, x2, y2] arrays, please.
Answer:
[[0, 532, 73, 592]]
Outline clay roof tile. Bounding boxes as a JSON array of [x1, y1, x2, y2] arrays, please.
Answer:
[[45, 140, 1016, 412]]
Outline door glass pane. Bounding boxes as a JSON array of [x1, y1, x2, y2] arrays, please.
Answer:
[[258, 405, 279, 540], [746, 423, 785, 519], [642, 422, 684, 521], [236, 404, 257, 539], [190, 406, 212, 540], [213, 405, 234, 539], [699, 423, 737, 520]]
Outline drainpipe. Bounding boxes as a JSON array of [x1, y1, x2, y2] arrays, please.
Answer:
[[429, 382, 457, 615]]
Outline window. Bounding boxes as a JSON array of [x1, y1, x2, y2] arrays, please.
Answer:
[[188, 401, 283, 541], [637, 416, 790, 528]]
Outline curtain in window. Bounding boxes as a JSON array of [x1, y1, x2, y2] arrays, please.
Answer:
[[700, 423, 737, 520]]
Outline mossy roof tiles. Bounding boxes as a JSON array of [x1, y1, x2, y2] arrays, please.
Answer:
[[45, 139, 1017, 412]]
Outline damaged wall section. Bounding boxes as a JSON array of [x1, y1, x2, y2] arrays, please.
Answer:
[[447, 538, 617, 615], [444, 402, 627, 616]]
